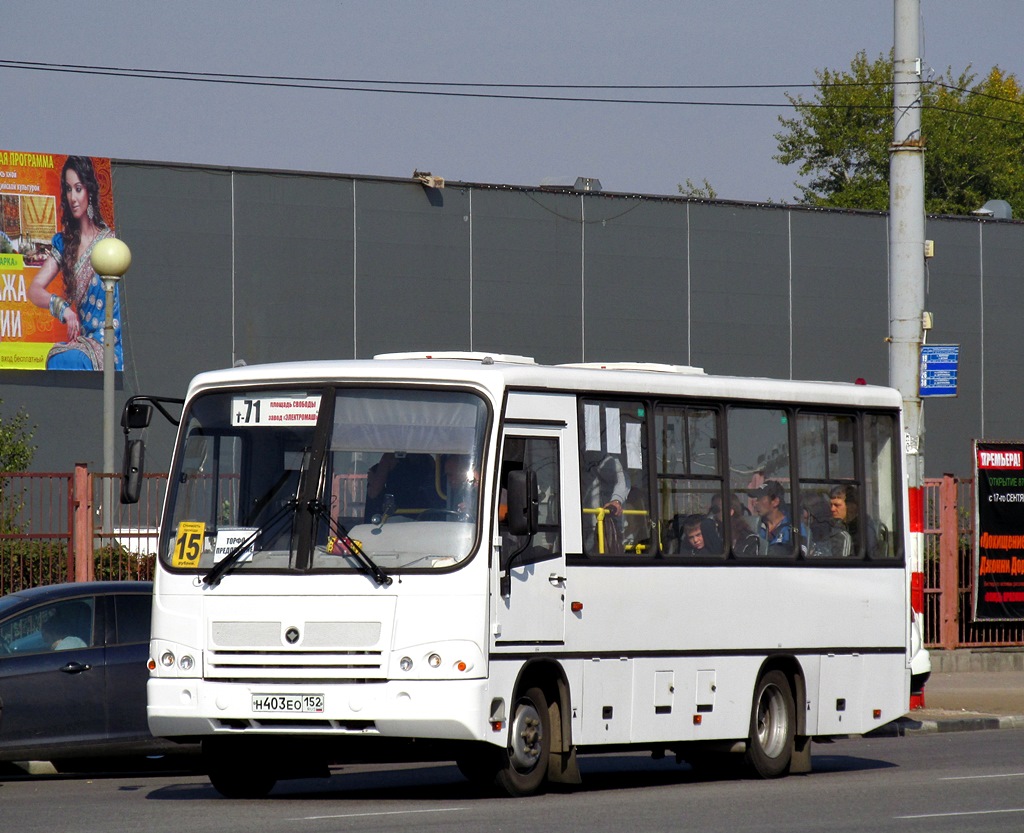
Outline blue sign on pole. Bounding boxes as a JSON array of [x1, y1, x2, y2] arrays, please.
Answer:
[[920, 344, 959, 397]]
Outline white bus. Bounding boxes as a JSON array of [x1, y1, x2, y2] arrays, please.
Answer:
[[127, 353, 919, 797]]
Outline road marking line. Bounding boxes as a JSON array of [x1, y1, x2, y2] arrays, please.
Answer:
[[897, 808, 1024, 820], [940, 772, 1024, 781], [293, 807, 468, 821]]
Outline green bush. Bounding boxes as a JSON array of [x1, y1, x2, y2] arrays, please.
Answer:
[[0, 539, 69, 595], [0, 400, 37, 537], [0, 540, 154, 595], [93, 544, 155, 582]]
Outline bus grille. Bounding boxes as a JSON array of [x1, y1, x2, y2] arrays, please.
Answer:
[[205, 649, 385, 681], [206, 619, 386, 680]]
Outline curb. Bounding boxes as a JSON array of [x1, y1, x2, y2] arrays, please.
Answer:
[[927, 649, 1024, 674], [868, 713, 1024, 737]]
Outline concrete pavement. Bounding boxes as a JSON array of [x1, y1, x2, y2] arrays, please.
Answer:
[[880, 649, 1024, 736]]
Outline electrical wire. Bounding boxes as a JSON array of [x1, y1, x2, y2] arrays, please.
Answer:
[[0, 58, 897, 90], [2, 59, 1022, 125], [0, 59, 916, 109]]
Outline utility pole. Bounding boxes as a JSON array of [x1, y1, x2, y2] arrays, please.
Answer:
[[889, 0, 928, 705]]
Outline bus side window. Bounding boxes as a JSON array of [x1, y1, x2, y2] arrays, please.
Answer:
[[581, 400, 650, 556], [864, 413, 899, 559], [655, 405, 724, 557], [499, 436, 561, 564], [727, 406, 795, 558], [796, 412, 856, 559]]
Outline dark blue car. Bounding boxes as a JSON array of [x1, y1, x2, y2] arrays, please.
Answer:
[[0, 581, 184, 768]]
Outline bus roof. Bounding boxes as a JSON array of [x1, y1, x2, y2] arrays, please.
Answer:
[[186, 353, 903, 410]]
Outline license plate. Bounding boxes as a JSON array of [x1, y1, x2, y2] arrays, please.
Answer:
[[252, 694, 325, 713]]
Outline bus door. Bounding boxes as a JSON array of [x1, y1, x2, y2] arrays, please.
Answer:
[[494, 423, 568, 645]]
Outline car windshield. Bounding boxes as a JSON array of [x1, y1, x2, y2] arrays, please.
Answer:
[[161, 386, 489, 576]]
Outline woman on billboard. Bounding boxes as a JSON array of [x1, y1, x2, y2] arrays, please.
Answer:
[[26, 155, 122, 370]]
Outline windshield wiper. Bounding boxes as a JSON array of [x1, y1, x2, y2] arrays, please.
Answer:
[[309, 500, 392, 587], [202, 499, 299, 587]]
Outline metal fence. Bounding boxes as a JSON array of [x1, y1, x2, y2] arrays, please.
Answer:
[[922, 476, 1024, 649], [0, 467, 166, 596], [93, 471, 167, 568], [3, 470, 1024, 650], [0, 472, 74, 593]]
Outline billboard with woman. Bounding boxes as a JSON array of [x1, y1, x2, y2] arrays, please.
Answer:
[[0, 150, 120, 371]]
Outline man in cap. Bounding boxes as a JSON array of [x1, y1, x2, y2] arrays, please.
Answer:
[[748, 480, 794, 556]]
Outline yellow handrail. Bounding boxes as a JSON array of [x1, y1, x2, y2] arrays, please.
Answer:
[[582, 507, 648, 554]]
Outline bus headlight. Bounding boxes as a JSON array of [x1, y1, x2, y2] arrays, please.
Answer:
[[390, 640, 483, 678], [152, 644, 199, 677]]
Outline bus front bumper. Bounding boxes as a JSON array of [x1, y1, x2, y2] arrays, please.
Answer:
[[147, 676, 492, 742]]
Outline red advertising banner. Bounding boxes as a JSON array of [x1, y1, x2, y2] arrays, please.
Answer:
[[974, 440, 1024, 621], [0, 150, 120, 371]]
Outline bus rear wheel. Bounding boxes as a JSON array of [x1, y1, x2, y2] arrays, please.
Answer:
[[745, 670, 795, 778], [493, 686, 550, 797]]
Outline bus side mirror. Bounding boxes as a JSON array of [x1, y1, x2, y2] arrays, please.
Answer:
[[121, 438, 145, 505], [506, 469, 537, 537], [122, 402, 153, 430]]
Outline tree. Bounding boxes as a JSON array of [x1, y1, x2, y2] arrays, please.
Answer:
[[925, 67, 1024, 215], [678, 178, 718, 200], [0, 400, 35, 472], [775, 51, 1024, 216], [0, 401, 37, 533]]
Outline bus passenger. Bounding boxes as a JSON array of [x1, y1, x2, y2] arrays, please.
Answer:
[[802, 491, 851, 557], [706, 493, 724, 538], [725, 493, 760, 557], [830, 484, 877, 556], [748, 480, 794, 555], [680, 515, 709, 555], [701, 495, 725, 553], [676, 509, 724, 555], [582, 451, 629, 554]]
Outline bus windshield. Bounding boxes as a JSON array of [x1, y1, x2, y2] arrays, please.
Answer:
[[160, 386, 489, 576]]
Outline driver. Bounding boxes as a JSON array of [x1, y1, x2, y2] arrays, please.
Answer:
[[364, 452, 442, 520], [42, 604, 89, 650]]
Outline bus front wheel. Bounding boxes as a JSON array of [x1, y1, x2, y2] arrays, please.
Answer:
[[745, 670, 795, 778], [494, 686, 551, 797]]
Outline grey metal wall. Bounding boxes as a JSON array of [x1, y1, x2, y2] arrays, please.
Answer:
[[3, 160, 1019, 479]]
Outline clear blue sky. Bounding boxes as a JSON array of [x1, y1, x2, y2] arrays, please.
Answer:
[[3, 1, 1021, 202]]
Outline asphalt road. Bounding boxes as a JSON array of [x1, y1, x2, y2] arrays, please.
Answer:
[[3, 730, 1024, 833]]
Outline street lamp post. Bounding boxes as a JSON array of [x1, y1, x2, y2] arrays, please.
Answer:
[[90, 238, 131, 529]]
